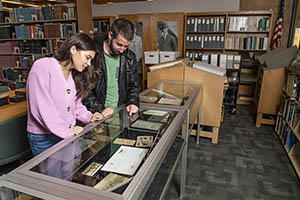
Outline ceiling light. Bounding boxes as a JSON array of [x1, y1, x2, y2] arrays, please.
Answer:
[[2, 0, 40, 7]]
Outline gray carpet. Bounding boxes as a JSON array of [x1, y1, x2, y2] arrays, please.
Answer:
[[1, 106, 299, 200], [168, 105, 300, 200]]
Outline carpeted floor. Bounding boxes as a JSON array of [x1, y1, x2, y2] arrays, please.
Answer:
[[168, 105, 300, 200], [1, 105, 299, 200]]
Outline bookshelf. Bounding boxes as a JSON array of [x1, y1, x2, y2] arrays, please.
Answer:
[[184, 10, 273, 105], [0, 3, 78, 86], [275, 67, 300, 178]]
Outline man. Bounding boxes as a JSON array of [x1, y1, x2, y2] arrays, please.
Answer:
[[83, 18, 139, 117], [158, 22, 177, 51], [128, 26, 143, 91]]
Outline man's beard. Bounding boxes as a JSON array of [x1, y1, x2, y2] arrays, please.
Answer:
[[109, 39, 121, 57]]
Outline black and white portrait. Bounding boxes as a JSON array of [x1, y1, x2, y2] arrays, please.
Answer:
[[157, 21, 178, 51]]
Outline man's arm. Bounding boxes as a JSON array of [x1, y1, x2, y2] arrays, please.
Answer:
[[82, 87, 103, 113], [126, 51, 140, 108]]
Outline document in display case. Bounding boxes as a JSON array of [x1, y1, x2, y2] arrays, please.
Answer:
[[0, 104, 186, 200]]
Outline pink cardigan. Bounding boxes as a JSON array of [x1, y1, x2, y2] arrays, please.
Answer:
[[26, 57, 93, 138]]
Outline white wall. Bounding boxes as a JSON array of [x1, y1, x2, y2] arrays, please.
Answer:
[[92, 0, 240, 17]]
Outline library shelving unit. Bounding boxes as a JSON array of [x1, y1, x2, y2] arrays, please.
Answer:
[[184, 10, 273, 106], [0, 4, 77, 86], [275, 66, 300, 178]]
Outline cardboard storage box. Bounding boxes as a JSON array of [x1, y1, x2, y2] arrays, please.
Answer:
[[144, 51, 159, 64], [160, 51, 179, 63]]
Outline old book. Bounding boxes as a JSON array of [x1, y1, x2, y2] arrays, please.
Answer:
[[157, 97, 182, 106], [140, 95, 158, 103], [143, 110, 168, 117], [114, 138, 136, 146], [81, 162, 103, 176], [131, 119, 164, 131], [101, 146, 148, 176], [94, 173, 133, 192], [136, 136, 153, 147]]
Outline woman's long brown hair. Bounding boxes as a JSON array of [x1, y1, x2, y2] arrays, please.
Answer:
[[55, 33, 99, 97]]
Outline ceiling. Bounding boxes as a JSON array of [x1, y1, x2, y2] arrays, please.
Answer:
[[0, 0, 152, 10]]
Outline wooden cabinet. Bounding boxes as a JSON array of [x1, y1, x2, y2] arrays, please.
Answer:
[[184, 10, 273, 105], [255, 66, 286, 127]]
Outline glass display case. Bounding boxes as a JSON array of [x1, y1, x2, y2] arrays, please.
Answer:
[[0, 105, 186, 200], [0, 81, 202, 200]]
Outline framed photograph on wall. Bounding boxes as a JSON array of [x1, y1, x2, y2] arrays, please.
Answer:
[[157, 21, 178, 51], [151, 13, 184, 56]]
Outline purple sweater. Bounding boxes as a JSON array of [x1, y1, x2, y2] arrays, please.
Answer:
[[26, 57, 93, 138]]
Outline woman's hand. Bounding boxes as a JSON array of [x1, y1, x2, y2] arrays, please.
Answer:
[[72, 126, 83, 135], [90, 112, 103, 122]]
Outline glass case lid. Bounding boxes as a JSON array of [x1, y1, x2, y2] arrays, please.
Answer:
[[140, 81, 201, 107]]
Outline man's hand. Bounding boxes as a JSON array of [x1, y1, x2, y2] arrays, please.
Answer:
[[101, 107, 114, 118], [72, 126, 83, 135], [90, 112, 103, 122], [126, 104, 139, 116]]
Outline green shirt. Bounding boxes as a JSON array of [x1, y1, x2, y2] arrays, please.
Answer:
[[104, 54, 120, 110]]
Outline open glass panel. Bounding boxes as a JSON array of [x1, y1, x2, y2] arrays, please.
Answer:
[[140, 81, 201, 108]]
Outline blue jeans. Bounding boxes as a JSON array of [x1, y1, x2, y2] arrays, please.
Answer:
[[27, 132, 62, 156]]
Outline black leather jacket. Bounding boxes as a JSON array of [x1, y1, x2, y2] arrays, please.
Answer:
[[82, 34, 140, 113]]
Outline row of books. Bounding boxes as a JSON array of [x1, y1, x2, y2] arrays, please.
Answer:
[[0, 40, 64, 55], [0, 81, 26, 92], [279, 120, 297, 152], [186, 34, 224, 49], [225, 36, 269, 50], [186, 51, 241, 69], [227, 16, 270, 32], [285, 73, 300, 99], [283, 99, 300, 129], [0, 67, 29, 82], [15, 23, 76, 39], [186, 17, 225, 32], [93, 20, 110, 33], [0, 4, 76, 23], [0, 22, 76, 39]]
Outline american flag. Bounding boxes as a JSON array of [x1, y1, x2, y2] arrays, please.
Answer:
[[270, 0, 284, 49]]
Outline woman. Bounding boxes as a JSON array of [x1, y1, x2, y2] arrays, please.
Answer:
[[27, 33, 102, 156]]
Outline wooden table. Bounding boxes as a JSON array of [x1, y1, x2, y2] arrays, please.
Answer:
[[0, 101, 27, 122], [0, 87, 27, 122]]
